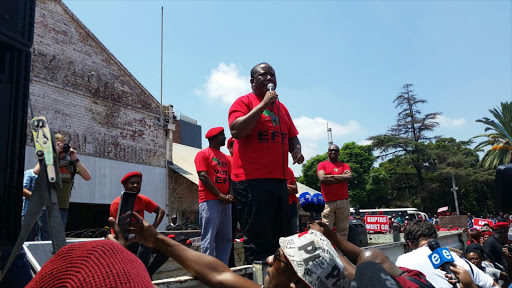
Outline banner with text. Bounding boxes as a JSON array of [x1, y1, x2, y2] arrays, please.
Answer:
[[472, 218, 494, 230], [365, 215, 389, 232]]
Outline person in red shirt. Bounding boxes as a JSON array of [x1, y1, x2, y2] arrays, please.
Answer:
[[226, 137, 235, 162], [286, 167, 299, 236], [228, 62, 304, 264], [110, 171, 165, 269], [195, 127, 233, 265], [317, 144, 352, 239]]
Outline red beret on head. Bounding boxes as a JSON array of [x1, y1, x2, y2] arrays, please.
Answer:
[[494, 222, 510, 230], [205, 127, 224, 139], [227, 136, 235, 147], [26, 240, 153, 288], [121, 171, 142, 184]]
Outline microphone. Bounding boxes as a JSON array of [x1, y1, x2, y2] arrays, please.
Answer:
[[299, 192, 315, 219], [427, 239, 461, 287], [267, 83, 276, 110], [311, 193, 325, 221]]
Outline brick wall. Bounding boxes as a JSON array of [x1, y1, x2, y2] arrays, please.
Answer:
[[28, 0, 166, 167], [168, 169, 198, 224]]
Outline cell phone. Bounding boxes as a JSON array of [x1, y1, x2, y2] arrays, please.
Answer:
[[116, 191, 138, 240]]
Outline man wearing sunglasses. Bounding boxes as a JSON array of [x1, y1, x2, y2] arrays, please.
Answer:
[[317, 144, 352, 239]]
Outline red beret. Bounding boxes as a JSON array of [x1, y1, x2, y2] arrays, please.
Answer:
[[227, 137, 235, 148], [26, 240, 153, 287], [205, 127, 224, 139], [121, 171, 142, 184], [494, 222, 509, 230]]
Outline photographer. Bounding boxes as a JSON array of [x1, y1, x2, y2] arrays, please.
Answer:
[[37, 133, 91, 240]]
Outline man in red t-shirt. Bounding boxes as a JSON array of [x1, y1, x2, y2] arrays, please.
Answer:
[[286, 167, 299, 236], [110, 171, 165, 270], [195, 127, 233, 265], [317, 144, 352, 239], [228, 62, 304, 264]]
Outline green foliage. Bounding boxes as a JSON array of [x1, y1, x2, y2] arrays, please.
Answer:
[[473, 101, 512, 168], [369, 84, 440, 188], [298, 153, 327, 191], [299, 142, 388, 208]]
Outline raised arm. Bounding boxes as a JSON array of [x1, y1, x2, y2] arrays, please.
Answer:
[[229, 91, 277, 139], [69, 147, 91, 181], [109, 214, 259, 288]]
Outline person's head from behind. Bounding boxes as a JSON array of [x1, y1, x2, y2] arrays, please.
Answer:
[[26, 240, 155, 288], [264, 230, 345, 288], [493, 222, 510, 242], [121, 171, 142, 193], [468, 228, 481, 243], [404, 220, 437, 249]]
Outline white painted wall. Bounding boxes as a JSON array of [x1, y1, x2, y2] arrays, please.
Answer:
[[24, 146, 168, 228]]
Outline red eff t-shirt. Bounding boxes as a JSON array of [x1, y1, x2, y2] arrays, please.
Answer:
[[228, 92, 299, 181], [287, 167, 298, 204], [195, 147, 231, 203], [110, 194, 157, 234], [317, 161, 351, 201]]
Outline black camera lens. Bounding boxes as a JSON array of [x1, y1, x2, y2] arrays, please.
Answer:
[[62, 143, 71, 153]]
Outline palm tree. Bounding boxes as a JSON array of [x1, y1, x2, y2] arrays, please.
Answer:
[[473, 101, 512, 168]]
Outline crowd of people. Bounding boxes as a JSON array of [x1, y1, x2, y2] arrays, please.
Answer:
[[10, 63, 512, 287]]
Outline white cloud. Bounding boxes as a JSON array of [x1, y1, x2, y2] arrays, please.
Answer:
[[435, 115, 465, 128], [358, 139, 373, 146], [194, 63, 249, 105], [291, 116, 364, 176], [293, 116, 361, 140]]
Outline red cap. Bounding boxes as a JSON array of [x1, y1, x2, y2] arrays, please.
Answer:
[[205, 127, 224, 139], [494, 222, 509, 230], [26, 240, 153, 287], [227, 137, 235, 148], [121, 171, 142, 184]]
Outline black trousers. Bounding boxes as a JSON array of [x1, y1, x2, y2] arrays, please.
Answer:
[[232, 178, 288, 264]]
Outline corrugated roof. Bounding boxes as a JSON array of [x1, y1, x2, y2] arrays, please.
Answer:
[[169, 143, 321, 196], [170, 143, 200, 185]]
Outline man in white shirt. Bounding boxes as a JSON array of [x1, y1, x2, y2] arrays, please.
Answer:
[[396, 220, 498, 288]]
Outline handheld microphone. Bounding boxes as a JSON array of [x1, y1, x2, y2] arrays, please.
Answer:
[[427, 239, 461, 287], [299, 192, 315, 217], [311, 193, 325, 221], [267, 83, 276, 110]]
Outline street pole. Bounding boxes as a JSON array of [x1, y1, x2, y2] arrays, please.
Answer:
[[451, 173, 460, 215]]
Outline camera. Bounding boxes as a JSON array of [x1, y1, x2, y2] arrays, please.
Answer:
[[507, 245, 512, 254], [62, 143, 71, 153]]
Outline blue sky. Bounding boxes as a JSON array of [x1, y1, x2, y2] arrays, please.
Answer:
[[62, 0, 511, 175]]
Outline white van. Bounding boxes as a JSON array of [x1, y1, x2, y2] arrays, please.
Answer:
[[350, 208, 428, 221]]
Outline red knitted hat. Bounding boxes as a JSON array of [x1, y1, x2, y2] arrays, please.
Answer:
[[26, 240, 153, 288], [121, 171, 143, 184]]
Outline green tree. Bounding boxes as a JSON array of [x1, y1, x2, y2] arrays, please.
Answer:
[[473, 101, 512, 169], [297, 153, 327, 191], [369, 84, 440, 188], [297, 142, 387, 208]]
